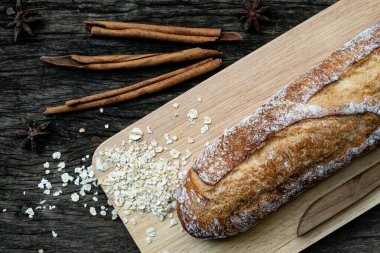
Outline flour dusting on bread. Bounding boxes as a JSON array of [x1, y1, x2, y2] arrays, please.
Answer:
[[178, 22, 380, 239]]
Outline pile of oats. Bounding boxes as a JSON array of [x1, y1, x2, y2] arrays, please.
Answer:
[[96, 134, 186, 222], [93, 97, 213, 246]]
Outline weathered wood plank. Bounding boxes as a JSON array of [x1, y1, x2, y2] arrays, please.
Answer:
[[0, 0, 378, 252]]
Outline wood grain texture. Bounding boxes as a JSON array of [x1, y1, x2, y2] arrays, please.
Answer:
[[92, 1, 380, 252], [0, 0, 379, 253]]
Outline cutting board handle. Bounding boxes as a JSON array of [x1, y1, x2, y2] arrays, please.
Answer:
[[297, 162, 380, 236]]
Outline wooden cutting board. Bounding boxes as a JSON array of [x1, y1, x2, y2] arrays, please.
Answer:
[[92, 0, 380, 252]]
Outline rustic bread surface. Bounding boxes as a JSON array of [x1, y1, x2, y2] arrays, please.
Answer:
[[177, 22, 380, 239]]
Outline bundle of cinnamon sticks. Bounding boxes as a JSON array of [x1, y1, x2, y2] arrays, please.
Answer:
[[43, 58, 221, 115], [42, 21, 240, 115], [85, 21, 243, 44]]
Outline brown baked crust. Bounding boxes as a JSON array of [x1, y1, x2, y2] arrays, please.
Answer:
[[177, 22, 380, 239]]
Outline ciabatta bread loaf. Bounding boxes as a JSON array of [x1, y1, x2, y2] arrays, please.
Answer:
[[177, 23, 380, 239]]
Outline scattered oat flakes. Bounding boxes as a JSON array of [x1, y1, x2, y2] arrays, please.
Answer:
[[93, 196, 98, 202], [146, 237, 153, 244], [82, 184, 91, 192], [170, 149, 180, 158], [182, 148, 192, 160], [155, 146, 163, 153], [3, 208, 6, 212], [129, 127, 143, 140], [52, 151, 61, 160], [100, 210, 106, 216], [174, 112, 178, 117], [187, 109, 198, 122], [38, 249, 44, 253], [201, 125, 209, 134], [52, 231, 57, 238], [205, 141, 210, 146], [172, 135, 178, 141], [99, 107, 104, 113], [61, 173, 72, 183], [114, 197, 124, 207], [146, 126, 153, 134], [57, 162, 65, 171], [197, 96, 202, 102], [71, 193, 80, 202], [187, 137, 195, 143], [170, 218, 178, 227], [38, 178, 52, 190], [163, 133, 173, 144], [172, 103, 179, 109], [25, 207, 34, 218], [79, 128, 85, 133], [129, 218, 136, 225], [151, 140, 158, 147], [111, 209, 118, 220], [45, 170, 50, 174], [204, 116, 212, 125], [89, 207, 97, 216], [53, 190, 62, 196], [43, 162, 49, 168], [104, 124, 109, 129], [146, 227, 156, 237], [178, 171, 186, 180]]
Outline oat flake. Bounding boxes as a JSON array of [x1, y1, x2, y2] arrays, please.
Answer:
[[129, 127, 143, 140]]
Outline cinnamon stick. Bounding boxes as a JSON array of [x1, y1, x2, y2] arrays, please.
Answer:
[[70, 53, 161, 64], [85, 20, 221, 37], [66, 58, 213, 106], [40, 48, 222, 70], [85, 21, 243, 44], [43, 58, 222, 115], [91, 27, 220, 44]]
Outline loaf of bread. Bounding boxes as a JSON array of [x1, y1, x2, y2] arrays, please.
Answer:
[[177, 23, 380, 239]]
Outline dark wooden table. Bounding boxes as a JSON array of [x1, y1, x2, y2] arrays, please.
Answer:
[[0, 0, 379, 252]]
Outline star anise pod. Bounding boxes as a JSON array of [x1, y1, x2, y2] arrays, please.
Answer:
[[6, 0, 45, 42], [238, 0, 270, 32], [16, 118, 50, 152]]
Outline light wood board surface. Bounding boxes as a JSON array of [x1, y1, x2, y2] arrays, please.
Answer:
[[92, 0, 380, 252]]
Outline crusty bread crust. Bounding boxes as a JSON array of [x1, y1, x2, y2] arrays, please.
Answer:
[[177, 23, 380, 239]]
